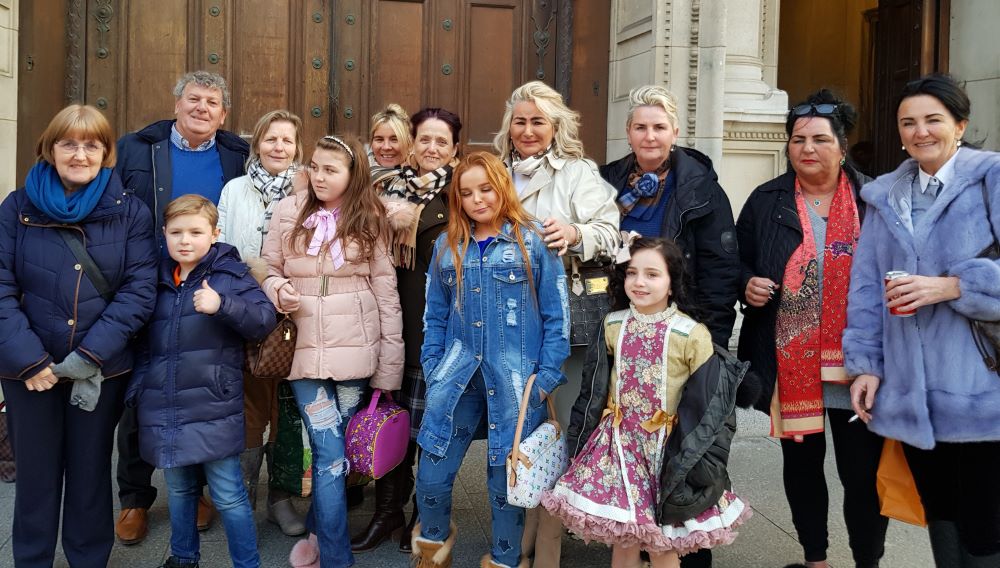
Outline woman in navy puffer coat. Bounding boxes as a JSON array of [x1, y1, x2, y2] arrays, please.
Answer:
[[129, 241, 276, 470], [0, 105, 158, 567]]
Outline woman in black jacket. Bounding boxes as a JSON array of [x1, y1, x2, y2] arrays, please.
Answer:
[[600, 85, 739, 348], [736, 90, 886, 568]]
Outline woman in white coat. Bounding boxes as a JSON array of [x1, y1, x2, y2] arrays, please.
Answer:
[[217, 109, 307, 536], [494, 80, 621, 567]]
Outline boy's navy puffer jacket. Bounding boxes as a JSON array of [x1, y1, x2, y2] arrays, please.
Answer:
[[129, 243, 276, 469]]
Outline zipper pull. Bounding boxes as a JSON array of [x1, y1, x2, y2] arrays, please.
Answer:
[[283, 326, 291, 341]]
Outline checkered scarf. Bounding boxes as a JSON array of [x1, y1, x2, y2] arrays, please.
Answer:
[[376, 160, 457, 268], [247, 157, 297, 239]]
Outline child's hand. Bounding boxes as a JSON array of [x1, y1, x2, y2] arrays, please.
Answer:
[[193, 279, 222, 315], [277, 283, 301, 312]]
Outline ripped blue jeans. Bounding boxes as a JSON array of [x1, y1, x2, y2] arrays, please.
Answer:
[[289, 378, 366, 568], [416, 371, 525, 567]]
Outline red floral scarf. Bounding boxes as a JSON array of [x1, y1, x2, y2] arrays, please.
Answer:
[[770, 171, 860, 440]]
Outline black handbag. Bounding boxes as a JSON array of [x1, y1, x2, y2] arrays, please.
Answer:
[[0, 402, 14, 483], [968, 181, 1000, 374], [568, 258, 612, 347]]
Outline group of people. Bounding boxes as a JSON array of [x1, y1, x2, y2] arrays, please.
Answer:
[[0, 67, 996, 568]]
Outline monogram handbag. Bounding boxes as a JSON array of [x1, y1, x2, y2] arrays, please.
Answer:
[[345, 389, 410, 479], [967, 181, 1000, 375], [568, 257, 613, 347], [245, 314, 297, 379], [506, 374, 568, 509]]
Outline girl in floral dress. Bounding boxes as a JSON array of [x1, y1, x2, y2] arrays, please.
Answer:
[[542, 237, 750, 568]]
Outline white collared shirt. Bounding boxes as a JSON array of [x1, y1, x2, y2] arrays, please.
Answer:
[[917, 147, 962, 195]]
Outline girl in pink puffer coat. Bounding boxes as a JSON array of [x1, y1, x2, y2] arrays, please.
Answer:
[[260, 134, 403, 568]]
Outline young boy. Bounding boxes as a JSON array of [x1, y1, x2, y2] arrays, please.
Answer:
[[127, 194, 277, 568]]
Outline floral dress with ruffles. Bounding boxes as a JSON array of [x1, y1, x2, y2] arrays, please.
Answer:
[[542, 305, 750, 554]]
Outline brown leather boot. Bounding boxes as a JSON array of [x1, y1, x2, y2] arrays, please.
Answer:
[[115, 507, 149, 545], [196, 495, 215, 531], [411, 522, 456, 568]]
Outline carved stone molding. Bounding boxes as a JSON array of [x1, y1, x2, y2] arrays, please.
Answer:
[[661, 3, 672, 86], [686, 0, 700, 146], [724, 128, 788, 142], [65, 0, 86, 104]]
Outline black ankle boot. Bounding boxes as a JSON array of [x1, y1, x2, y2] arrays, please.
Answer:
[[351, 465, 409, 553]]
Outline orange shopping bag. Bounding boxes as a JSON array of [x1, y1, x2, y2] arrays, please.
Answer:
[[876, 439, 926, 526]]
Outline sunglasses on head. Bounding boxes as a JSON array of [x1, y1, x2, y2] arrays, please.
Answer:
[[791, 103, 839, 116]]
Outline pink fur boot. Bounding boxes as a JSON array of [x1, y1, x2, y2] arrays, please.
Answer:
[[288, 532, 319, 568]]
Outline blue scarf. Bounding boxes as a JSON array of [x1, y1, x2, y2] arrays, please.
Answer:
[[24, 162, 111, 223]]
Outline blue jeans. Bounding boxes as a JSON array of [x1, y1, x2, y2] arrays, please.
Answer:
[[163, 455, 259, 568], [416, 371, 525, 567], [289, 378, 366, 568]]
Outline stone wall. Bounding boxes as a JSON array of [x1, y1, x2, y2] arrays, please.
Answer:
[[0, 0, 16, 195], [950, 1, 1000, 151]]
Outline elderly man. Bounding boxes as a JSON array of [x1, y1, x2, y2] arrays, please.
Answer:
[[113, 70, 250, 545]]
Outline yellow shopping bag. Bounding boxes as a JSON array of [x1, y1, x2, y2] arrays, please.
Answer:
[[876, 439, 926, 527]]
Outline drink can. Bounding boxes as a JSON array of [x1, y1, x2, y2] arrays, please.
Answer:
[[885, 270, 915, 317]]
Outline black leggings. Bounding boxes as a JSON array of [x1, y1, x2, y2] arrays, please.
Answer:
[[780, 408, 888, 565], [903, 440, 1000, 557]]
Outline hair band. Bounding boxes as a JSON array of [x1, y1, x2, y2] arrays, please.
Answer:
[[323, 135, 355, 164]]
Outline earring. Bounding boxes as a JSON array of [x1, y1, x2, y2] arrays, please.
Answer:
[[670, 146, 675, 152], [901, 145, 906, 151], [957, 140, 963, 147], [839, 157, 846, 166]]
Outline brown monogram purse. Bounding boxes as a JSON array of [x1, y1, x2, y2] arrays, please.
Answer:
[[245, 315, 298, 379]]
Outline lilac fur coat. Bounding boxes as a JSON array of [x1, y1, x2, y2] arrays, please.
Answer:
[[843, 147, 1000, 450]]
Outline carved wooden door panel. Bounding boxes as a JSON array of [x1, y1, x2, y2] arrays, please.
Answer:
[[84, 0, 333, 148], [332, 0, 574, 154], [870, 0, 948, 175]]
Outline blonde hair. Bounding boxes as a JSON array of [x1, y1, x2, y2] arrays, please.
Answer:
[[626, 85, 680, 129], [249, 110, 304, 166], [369, 103, 413, 157], [164, 194, 219, 228], [493, 81, 585, 160], [36, 104, 116, 168]]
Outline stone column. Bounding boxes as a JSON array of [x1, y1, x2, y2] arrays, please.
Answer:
[[0, 0, 17, 195], [720, 0, 788, 215]]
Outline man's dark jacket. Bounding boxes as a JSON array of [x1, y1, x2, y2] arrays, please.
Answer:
[[735, 167, 869, 413], [601, 148, 739, 346], [115, 119, 249, 231]]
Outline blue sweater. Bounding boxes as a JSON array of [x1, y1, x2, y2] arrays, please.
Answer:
[[170, 145, 226, 205]]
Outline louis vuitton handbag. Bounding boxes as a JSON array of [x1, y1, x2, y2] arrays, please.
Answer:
[[245, 314, 297, 379], [568, 257, 613, 347], [506, 374, 568, 509]]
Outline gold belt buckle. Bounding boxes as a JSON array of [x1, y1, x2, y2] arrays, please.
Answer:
[[584, 276, 609, 295]]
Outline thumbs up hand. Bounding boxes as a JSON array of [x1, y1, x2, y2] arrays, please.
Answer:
[[193, 278, 222, 315]]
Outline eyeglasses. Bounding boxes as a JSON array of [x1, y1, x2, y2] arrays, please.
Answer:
[[55, 140, 105, 156], [791, 103, 839, 117]]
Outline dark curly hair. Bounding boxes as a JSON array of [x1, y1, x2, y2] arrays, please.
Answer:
[[607, 237, 700, 318], [784, 88, 858, 152]]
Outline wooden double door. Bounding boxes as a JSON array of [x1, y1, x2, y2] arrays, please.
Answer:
[[17, 0, 611, 183]]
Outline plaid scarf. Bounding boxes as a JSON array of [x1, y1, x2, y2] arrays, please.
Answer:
[[771, 171, 860, 440], [618, 159, 671, 216], [247, 157, 297, 239], [510, 145, 554, 177], [376, 160, 457, 268]]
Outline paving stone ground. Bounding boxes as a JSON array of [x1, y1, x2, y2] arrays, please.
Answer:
[[0, 408, 933, 567]]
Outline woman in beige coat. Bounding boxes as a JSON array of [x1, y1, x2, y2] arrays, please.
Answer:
[[261, 134, 403, 568]]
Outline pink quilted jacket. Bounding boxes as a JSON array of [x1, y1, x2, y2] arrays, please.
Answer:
[[261, 193, 404, 390]]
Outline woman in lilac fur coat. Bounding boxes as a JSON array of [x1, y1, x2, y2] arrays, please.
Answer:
[[843, 74, 1000, 568]]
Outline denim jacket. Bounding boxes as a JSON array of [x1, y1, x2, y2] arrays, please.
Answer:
[[419, 221, 570, 464]]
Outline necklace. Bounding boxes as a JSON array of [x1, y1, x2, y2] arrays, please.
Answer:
[[812, 198, 822, 207]]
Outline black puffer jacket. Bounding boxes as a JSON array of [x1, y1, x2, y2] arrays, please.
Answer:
[[735, 168, 869, 413], [567, 316, 752, 524], [601, 148, 739, 346]]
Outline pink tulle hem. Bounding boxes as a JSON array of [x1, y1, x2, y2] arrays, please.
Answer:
[[541, 492, 753, 556]]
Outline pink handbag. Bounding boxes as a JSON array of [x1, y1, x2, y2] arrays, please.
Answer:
[[345, 389, 410, 479]]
